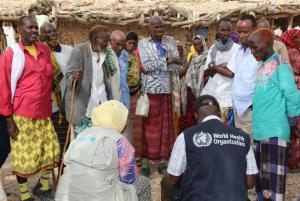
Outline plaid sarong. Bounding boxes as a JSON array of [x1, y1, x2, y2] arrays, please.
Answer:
[[142, 94, 175, 162], [254, 137, 288, 201]]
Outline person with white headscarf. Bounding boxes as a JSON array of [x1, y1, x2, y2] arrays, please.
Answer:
[[55, 100, 151, 201], [182, 35, 208, 128]]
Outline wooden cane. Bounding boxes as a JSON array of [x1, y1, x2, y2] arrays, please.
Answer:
[[54, 79, 77, 187]]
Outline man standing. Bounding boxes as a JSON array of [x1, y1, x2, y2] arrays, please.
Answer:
[[165, 95, 257, 201], [231, 14, 259, 138], [256, 18, 289, 62], [138, 16, 181, 173], [110, 30, 130, 109], [110, 30, 133, 142], [201, 17, 239, 123], [40, 22, 73, 165], [248, 28, 300, 201], [64, 25, 116, 137], [0, 16, 60, 201]]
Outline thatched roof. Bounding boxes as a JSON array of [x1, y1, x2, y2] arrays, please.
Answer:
[[0, 0, 299, 27]]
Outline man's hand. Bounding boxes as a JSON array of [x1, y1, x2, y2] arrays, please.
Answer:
[[205, 67, 216, 77], [6, 116, 19, 140], [71, 69, 82, 81], [212, 63, 234, 78]]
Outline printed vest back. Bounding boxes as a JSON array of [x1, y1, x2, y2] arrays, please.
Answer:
[[181, 119, 250, 201]]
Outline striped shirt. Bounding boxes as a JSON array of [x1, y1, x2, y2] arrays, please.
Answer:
[[138, 36, 179, 94]]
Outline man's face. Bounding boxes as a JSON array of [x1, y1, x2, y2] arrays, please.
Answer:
[[217, 21, 232, 43], [92, 32, 109, 52], [193, 39, 204, 54], [248, 35, 268, 61], [19, 19, 39, 45], [41, 26, 59, 48], [126, 40, 137, 53], [110, 37, 126, 56], [237, 19, 254, 46], [150, 21, 164, 40]]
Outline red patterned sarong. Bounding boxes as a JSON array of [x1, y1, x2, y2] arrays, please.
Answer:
[[142, 94, 175, 162], [185, 87, 196, 129], [130, 91, 143, 159]]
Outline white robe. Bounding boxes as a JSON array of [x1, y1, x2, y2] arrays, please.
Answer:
[[55, 127, 138, 201]]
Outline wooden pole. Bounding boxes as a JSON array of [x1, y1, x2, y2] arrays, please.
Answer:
[[287, 15, 294, 30]]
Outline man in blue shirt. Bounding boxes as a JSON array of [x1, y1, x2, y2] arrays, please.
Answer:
[[110, 30, 132, 143], [110, 30, 130, 109]]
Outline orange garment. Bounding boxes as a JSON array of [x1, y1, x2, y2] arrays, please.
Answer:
[[24, 45, 37, 60]]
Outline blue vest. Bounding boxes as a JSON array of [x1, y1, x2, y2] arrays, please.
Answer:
[[179, 119, 250, 201]]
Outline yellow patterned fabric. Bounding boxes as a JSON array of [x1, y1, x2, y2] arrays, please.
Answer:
[[51, 51, 64, 112], [127, 52, 141, 93], [11, 115, 60, 177]]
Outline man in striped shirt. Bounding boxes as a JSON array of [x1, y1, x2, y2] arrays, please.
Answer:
[[138, 16, 181, 173]]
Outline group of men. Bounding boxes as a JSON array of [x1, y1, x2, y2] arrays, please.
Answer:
[[0, 16, 133, 201], [0, 12, 299, 201], [163, 15, 300, 201]]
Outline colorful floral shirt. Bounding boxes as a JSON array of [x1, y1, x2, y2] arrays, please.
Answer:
[[117, 137, 138, 184]]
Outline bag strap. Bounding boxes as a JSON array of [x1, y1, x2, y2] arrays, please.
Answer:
[[141, 73, 148, 95]]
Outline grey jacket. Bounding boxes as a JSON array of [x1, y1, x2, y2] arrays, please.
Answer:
[[64, 41, 112, 125]]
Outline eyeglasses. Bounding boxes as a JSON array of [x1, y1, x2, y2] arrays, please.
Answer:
[[41, 33, 58, 41]]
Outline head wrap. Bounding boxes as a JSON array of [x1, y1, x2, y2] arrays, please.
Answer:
[[91, 100, 128, 133], [274, 28, 283, 37], [279, 29, 300, 49], [126, 31, 138, 41], [192, 35, 208, 52]]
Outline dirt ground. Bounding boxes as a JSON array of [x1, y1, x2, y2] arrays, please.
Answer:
[[1, 156, 300, 201]]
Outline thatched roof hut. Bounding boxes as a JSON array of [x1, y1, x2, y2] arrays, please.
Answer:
[[1, 0, 300, 52]]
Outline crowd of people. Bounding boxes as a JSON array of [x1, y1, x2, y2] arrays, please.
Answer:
[[0, 12, 300, 201]]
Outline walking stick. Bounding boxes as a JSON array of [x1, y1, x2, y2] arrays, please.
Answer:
[[54, 79, 77, 188]]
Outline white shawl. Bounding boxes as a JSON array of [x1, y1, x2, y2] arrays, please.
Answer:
[[9, 43, 25, 103]]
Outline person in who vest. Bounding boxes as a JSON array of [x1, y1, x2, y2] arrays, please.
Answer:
[[164, 95, 258, 201]]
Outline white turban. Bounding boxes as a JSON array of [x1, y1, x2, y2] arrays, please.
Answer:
[[274, 28, 283, 37], [91, 100, 128, 133]]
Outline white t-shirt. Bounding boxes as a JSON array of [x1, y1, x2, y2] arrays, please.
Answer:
[[85, 47, 107, 118], [200, 43, 240, 108], [52, 44, 73, 113]]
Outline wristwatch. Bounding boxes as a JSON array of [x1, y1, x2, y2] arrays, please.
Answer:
[[208, 62, 215, 68]]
